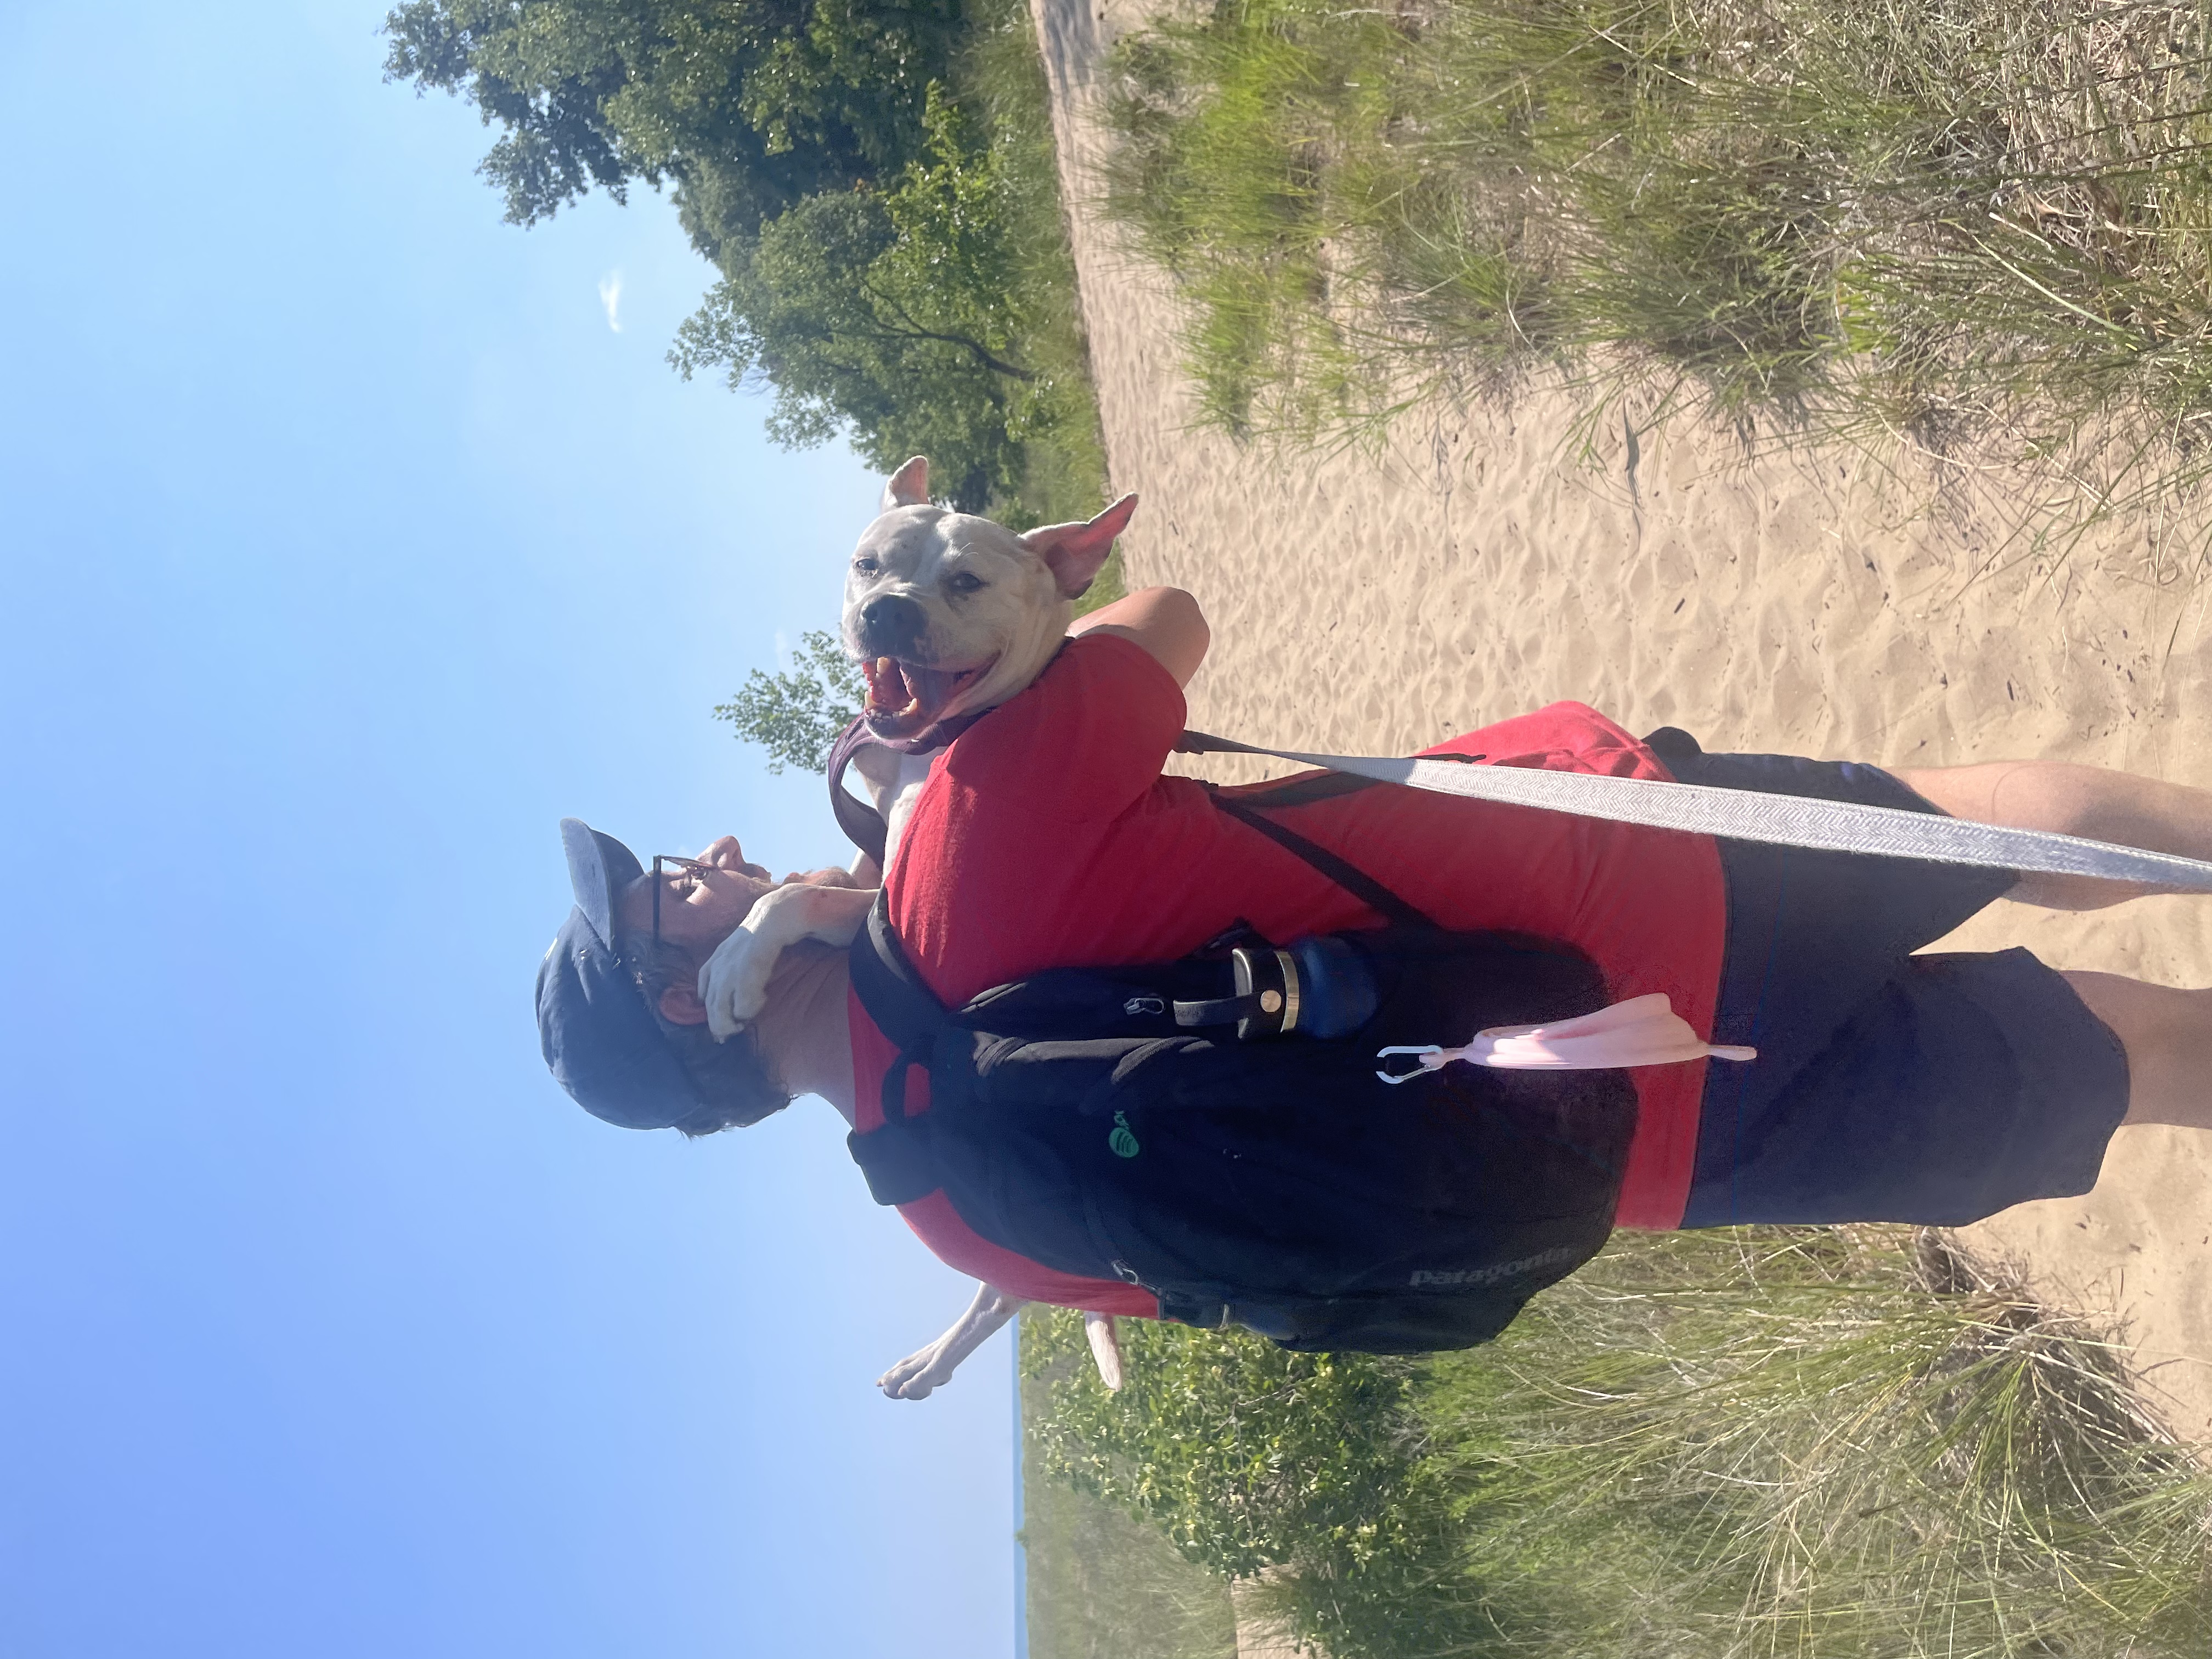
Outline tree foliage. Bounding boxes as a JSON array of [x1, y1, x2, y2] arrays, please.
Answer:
[[383, 0, 964, 257], [385, 0, 1103, 522], [669, 88, 1045, 507], [712, 629, 862, 774]]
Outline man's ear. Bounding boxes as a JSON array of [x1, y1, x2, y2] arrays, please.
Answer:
[[1019, 493, 1138, 599], [881, 455, 930, 514], [659, 983, 709, 1026]]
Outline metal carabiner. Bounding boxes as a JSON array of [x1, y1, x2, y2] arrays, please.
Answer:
[[1374, 1044, 1444, 1085]]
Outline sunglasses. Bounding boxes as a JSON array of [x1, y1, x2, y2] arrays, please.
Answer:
[[649, 855, 721, 949]]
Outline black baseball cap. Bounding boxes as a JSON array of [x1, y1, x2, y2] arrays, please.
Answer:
[[535, 819, 706, 1131]]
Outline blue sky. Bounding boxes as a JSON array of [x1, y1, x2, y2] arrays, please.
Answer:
[[0, 3, 1020, 1654]]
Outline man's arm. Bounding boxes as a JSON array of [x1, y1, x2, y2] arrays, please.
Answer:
[[1067, 586, 1209, 688], [879, 1283, 1028, 1400]]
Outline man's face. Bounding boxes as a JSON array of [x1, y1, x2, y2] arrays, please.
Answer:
[[614, 836, 856, 960]]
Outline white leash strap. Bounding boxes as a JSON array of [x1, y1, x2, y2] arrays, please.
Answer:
[[1178, 733, 2212, 892]]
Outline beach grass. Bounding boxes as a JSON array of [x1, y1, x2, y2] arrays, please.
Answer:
[[1099, 0, 2212, 526], [1025, 1225, 2212, 1659]]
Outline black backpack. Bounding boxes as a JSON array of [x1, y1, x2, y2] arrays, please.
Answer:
[[844, 797, 1638, 1353]]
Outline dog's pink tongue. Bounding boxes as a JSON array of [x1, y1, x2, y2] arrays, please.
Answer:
[[904, 664, 963, 713]]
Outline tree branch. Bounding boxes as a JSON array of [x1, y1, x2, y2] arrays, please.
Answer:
[[861, 277, 1036, 380]]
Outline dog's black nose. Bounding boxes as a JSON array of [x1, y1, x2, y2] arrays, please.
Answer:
[[856, 594, 928, 658]]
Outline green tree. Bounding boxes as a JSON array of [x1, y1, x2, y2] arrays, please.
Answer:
[[714, 629, 864, 774], [386, 0, 1108, 532], [669, 88, 1045, 508], [382, 0, 965, 257], [389, 0, 1097, 520]]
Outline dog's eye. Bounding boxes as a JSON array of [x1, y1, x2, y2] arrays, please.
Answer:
[[947, 572, 985, 596], [853, 556, 879, 575]]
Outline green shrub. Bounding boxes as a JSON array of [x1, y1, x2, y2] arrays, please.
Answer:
[[1027, 1228, 2212, 1659], [1024, 1308, 1439, 1580], [1020, 1365, 1239, 1659]]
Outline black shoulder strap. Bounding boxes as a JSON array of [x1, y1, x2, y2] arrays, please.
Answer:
[[845, 1108, 941, 1206], [844, 896, 957, 1208], [1179, 727, 1435, 926], [847, 894, 951, 1059], [1209, 793, 1435, 929]]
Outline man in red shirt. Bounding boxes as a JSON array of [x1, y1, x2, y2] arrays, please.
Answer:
[[539, 586, 2212, 1362]]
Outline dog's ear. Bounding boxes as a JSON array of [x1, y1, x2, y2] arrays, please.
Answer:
[[1019, 493, 1138, 599], [881, 456, 930, 513]]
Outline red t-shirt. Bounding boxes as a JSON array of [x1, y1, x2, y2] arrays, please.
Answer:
[[847, 633, 1727, 1315]]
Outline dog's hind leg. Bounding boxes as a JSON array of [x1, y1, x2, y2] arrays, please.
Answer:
[[1085, 1312, 1124, 1391]]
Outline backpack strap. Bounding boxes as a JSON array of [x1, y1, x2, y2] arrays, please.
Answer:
[[848, 893, 949, 1057], [826, 679, 1034, 868], [844, 894, 956, 1207], [845, 1088, 941, 1206], [1209, 793, 1437, 930]]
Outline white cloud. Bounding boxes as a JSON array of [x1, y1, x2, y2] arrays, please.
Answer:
[[596, 270, 624, 333]]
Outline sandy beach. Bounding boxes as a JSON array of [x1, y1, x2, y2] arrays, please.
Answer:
[[1031, 0, 2212, 1441]]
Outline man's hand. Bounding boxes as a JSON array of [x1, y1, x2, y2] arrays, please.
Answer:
[[878, 1283, 1026, 1401], [697, 880, 876, 1041]]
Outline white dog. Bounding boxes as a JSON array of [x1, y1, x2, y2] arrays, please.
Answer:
[[695, 456, 1133, 1041], [695, 455, 1137, 1398]]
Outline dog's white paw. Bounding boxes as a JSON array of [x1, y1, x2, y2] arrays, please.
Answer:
[[877, 1341, 955, 1401], [698, 883, 877, 1042], [697, 924, 780, 1042]]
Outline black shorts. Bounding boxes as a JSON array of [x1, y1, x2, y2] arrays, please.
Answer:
[[1644, 729, 2132, 1229]]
